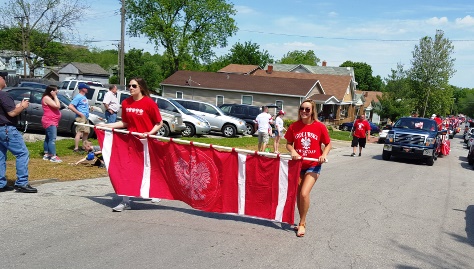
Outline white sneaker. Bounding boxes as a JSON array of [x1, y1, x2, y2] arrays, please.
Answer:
[[151, 198, 161, 203], [50, 156, 63, 163], [112, 202, 131, 212]]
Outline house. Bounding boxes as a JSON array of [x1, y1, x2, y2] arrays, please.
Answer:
[[57, 62, 109, 84], [160, 70, 325, 120], [0, 50, 45, 78], [218, 64, 261, 75], [356, 90, 383, 124], [251, 68, 356, 125]]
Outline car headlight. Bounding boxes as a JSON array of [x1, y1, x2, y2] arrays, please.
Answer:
[[425, 137, 435, 146], [387, 134, 394, 143], [172, 117, 178, 124]]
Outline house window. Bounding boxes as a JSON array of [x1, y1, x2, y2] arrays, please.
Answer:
[[216, 95, 224, 106], [242, 95, 252, 105], [275, 100, 283, 112], [176, 91, 183, 99]]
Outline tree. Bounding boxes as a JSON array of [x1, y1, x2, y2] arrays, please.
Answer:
[[124, 48, 164, 90], [340, 61, 382, 91], [278, 50, 320, 65], [409, 30, 456, 117], [126, 0, 238, 77], [0, 0, 89, 77], [375, 64, 415, 121], [225, 41, 273, 67]]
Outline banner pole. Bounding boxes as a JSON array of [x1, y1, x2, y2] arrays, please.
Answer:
[[76, 123, 327, 163]]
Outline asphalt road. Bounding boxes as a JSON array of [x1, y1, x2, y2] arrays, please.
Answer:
[[1, 133, 473, 269]]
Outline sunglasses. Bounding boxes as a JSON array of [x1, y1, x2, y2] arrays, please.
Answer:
[[128, 84, 138, 89], [299, 107, 311, 113]]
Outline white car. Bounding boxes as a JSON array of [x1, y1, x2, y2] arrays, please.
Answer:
[[468, 133, 474, 148], [464, 127, 474, 144], [378, 125, 392, 143]]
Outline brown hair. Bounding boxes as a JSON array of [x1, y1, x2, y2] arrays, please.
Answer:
[[42, 85, 58, 99], [130, 77, 151, 97], [297, 99, 318, 121]]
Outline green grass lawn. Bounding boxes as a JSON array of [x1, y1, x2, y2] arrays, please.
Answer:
[[17, 128, 354, 159]]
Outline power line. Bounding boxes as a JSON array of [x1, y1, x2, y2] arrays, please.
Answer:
[[240, 29, 474, 42]]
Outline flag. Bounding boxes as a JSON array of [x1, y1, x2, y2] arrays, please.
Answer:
[[96, 129, 302, 224]]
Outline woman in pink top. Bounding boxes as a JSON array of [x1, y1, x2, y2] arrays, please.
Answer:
[[41, 85, 62, 163]]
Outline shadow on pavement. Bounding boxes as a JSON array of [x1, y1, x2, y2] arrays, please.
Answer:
[[85, 193, 293, 231]]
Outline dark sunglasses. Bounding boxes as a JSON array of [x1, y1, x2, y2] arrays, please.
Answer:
[[128, 84, 138, 89], [299, 107, 311, 113]]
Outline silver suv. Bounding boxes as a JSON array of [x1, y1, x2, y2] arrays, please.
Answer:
[[151, 95, 210, 137], [82, 88, 185, 137], [173, 99, 246, 137], [58, 79, 104, 98]]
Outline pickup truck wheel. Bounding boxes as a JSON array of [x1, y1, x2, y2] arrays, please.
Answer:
[[245, 123, 254, 136], [182, 123, 196, 137], [222, 124, 236, 137], [382, 150, 391, 160], [158, 123, 170, 137], [426, 155, 434, 166]]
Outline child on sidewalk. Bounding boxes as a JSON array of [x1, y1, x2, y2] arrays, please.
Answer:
[[71, 141, 105, 167]]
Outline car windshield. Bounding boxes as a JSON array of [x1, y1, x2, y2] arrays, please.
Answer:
[[57, 93, 71, 105], [394, 118, 436, 131], [169, 99, 194, 115]]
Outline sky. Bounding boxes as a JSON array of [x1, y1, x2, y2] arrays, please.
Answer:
[[76, 0, 474, 88]]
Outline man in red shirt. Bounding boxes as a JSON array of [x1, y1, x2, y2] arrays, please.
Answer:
[[351, 115, 371, 157]]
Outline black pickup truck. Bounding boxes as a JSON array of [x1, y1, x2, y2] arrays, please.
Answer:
[[382, 117, 444, 166]]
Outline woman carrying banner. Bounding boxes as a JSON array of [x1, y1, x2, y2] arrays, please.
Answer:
[[101, 77, 163, 212], [284, 99, 332, 237]]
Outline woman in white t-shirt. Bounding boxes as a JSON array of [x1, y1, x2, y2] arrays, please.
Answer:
[[273, 110, 286, 154]]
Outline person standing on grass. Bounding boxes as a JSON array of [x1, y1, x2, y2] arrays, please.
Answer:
[[273, 110, 286, 154], [285, 99, 331, 237], [103, 84, 119, 123], [68, 83, 90, 153], [351, 115, 371, 157], [255, 106, 273, 152], [0, 71, 37, 193], [101, 77, 163, 212], [41, 85, 62, 163]]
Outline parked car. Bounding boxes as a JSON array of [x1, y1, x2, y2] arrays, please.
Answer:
[[218, 103, 279, 135], [468, 133, 474, 148], [58, 78, 104, 98], [18, 81, 47, 89], [173, 99, 247, 137], [339, 121, 381, 134], [378, 124, 392, 143], [468, 143, 474, 166], [4, 87, 106, 138], [151, 95, 210, 137], [464, 127, 474, 144]]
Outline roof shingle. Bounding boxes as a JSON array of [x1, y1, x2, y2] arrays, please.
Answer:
[[161, 70, 320, 97]]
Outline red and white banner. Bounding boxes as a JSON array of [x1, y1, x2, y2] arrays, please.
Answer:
[[96, 129, 302, 224]]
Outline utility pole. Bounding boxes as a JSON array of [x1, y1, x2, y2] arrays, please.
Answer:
[[14, 16, 27, 78], [120, 0, 125, 86]]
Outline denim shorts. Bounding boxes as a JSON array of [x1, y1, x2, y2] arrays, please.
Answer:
[[300, 165, 322, 176]]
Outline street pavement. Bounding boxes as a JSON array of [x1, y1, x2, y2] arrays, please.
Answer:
[[1, 133, 473, 268]]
